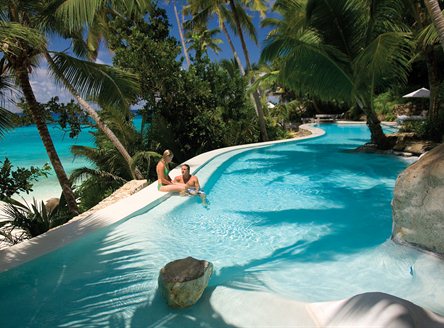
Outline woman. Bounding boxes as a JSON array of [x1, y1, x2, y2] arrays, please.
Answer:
[[156, 150, 187, 192]]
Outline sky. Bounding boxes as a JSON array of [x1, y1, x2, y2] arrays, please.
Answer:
[[6, 2, 274, 113]]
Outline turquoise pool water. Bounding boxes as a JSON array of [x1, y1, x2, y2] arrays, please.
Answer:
[[1, 124, 443, 327]]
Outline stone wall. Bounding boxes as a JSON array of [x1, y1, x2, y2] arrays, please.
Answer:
[[392, 144, 444, 254]]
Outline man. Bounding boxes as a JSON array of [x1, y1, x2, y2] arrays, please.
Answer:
[[174, 164, 207, 204]]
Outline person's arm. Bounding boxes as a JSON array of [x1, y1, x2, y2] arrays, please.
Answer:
[[188, 176, 200, 192], [195, 177, 201, 192], [156, 162, 172, 185], [173, 176, 181, 184]]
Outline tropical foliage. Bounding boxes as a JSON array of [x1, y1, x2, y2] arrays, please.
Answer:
[[107, 6, 260, 163], [70, 107, 161, 211], [0, 0, 148, 214], [0, 158, 51, 201], [0, 197, 71, 245], [261, 0, 413, 148]]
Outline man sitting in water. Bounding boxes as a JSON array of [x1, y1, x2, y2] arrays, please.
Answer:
[[174, 164, 207, 204]]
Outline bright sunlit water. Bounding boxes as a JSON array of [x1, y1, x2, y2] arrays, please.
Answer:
[[0, 117, 143, 201], [0, 124, 443, 327]]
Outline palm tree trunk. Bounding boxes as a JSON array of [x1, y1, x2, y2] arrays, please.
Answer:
[[173, 0, 191, 68], [425, 47, 444, 141], [44, 53, 144, 180], [425, 47, 440, 120], [16, 68, 79, 215], [424, 0, 444, 52], [363, 105, 391, 149], [227, 0, 268, 141], [220, 20, 245, 76]]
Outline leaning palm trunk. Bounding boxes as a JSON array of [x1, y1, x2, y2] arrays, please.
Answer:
[[424, 0, 444, 52], [360, 98, 390, 149], [44, 53, 143, 180], [173, 1, 191, 68], [220, 21, 245, 76], [227, 0, 268, 141], [16, 68, 79, 215]]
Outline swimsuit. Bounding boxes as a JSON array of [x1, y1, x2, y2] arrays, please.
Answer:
[[187, 187, 205, 195], [158, 163, 170, 190]]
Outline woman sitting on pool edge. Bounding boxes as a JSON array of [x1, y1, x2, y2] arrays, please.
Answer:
[[156, 150, 187, 192]]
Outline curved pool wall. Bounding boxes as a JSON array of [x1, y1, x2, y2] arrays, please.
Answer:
[[1, 124, 444, 327], [0, 124, 325, 271]]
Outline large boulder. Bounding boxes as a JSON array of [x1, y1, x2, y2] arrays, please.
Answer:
[[392, 143, 444, 254], [158, 256, 213, 308], [45, 198, 60, 213]]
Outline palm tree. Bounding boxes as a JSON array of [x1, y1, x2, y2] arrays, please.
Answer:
[[424, 0, 444, 52], [184, 0, 246, 75], [51, 0, 150, 180], [261, 0, 412, 148], [0, 58, 16, 138], [185, 25, 223, 61], [186, 0, 269, 140], [408, 0, 444, 141], [1, 1, 143, 214], [166, 0, 191, 68], [227, 0, 269, 141], [70, 107, 160, 210], [43, 52, 143, 180]]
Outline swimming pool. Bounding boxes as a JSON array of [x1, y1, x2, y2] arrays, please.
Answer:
[[1, 124, 443, 327]]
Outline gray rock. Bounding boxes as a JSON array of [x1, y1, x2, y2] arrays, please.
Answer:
[[158, 256, 213, 308], [392, 143, 444, 254]]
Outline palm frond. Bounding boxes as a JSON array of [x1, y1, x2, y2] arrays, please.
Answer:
[[0, 22, 47, 56], [261, 27, 353, 100], [47, 51, 140, 108], [230, 2, 258, 44], [54, 0, 152, 32], [248, 70, 280, 94], [69, 166, 127, 184], [416, 23, 439, 47], [54, 0, 103, 32], [0, 107, 14, 139], [353, 31, 413, 91]]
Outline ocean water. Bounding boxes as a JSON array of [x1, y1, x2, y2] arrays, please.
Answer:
[[0, 117, 143, 201], [1, 124, 443, 327], [0, 124, 95, 201]]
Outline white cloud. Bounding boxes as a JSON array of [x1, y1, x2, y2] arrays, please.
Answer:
[[29, 66, 74, 104]]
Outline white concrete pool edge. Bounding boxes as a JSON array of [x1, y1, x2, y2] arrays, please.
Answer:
[[0, 124, 324, 273]]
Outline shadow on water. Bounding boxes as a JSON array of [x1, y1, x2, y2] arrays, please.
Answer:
[[0, 228, 144, 327], [205, 143, 407, 188], [0, 218, 235, 327], [125, 287, 235, 328], [0, 125, 412, 327]]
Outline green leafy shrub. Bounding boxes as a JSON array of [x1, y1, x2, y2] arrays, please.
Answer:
[[0, 197, 71, 245], [0, 158, 51, 200], [373, 92, 399, 121], [399, 121, 427, 137]]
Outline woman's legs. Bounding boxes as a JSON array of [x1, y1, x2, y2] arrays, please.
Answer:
[[159, 183, 187, 192]]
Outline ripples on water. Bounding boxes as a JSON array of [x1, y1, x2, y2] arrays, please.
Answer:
[[1, 124, 443, 327]]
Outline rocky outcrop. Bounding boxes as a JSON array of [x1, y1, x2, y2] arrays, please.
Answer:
[[73, 179, 147, 222], [392, 143, 444, 254], [45, 198, 60, 213], [158, 257, 213, 308], [391, 132, 436, 156]]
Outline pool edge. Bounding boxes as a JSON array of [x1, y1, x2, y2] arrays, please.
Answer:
[[0, 124, 325, 273]]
